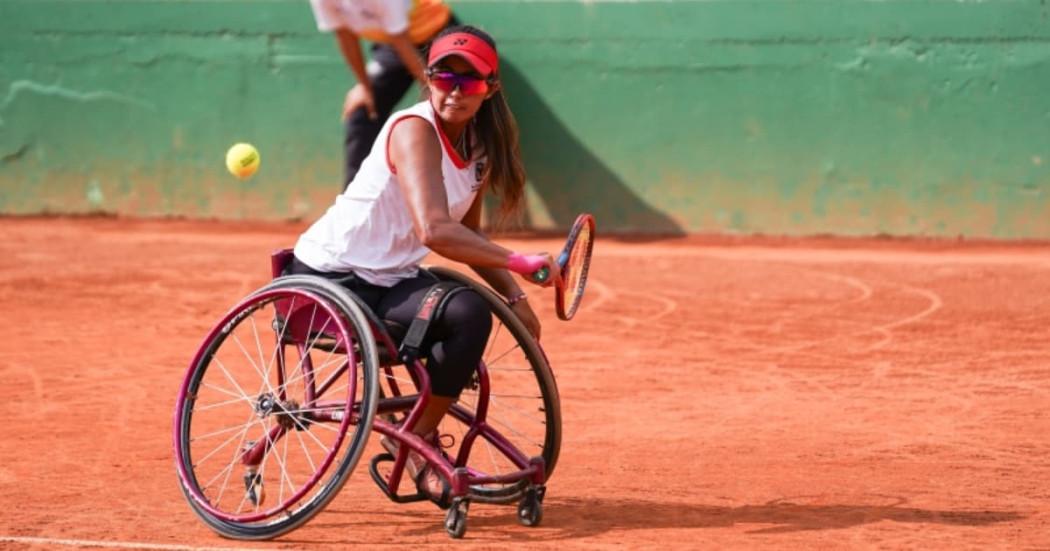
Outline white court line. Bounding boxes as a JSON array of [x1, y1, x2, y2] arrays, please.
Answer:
[[0, 536, 272, 551], [594, 243, 1050, 267]]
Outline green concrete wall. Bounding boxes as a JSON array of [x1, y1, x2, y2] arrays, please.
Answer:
[[2, 0, 1049, 237]]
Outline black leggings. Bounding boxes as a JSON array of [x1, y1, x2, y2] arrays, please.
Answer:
[[288, 257, 491, 398]]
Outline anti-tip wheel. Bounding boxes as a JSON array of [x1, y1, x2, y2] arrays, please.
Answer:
[[517, 487, 544, 527], [445, 498, 469, 539]]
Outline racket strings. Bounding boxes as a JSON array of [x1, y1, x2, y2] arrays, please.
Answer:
[[562, 225, 593, 317]]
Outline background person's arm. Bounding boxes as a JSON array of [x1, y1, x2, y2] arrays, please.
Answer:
[[334, 27, 369, 88], [333, 28, 377, 119], [387, 31, 427, 85]]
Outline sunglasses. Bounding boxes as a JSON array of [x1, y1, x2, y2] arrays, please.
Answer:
[[427, 70, 493, 96]]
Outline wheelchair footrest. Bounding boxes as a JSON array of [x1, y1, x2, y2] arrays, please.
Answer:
[[368, 452, 429, 504]]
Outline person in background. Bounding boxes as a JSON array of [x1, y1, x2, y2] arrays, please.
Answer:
[[309, 0, 460, 190]]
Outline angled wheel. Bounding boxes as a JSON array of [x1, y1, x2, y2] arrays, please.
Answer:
[[517, 486, 544, 526], [445, 498, 470, 539], [425, 267, 562, 503], [173, 276, 379, 540]]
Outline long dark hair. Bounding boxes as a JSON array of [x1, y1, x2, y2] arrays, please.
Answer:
[[426, 25, 526, 225]]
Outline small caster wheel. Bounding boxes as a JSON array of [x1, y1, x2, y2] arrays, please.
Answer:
[[445, 497, 469, 539], [517, 486, 544, 527], [243, 472, 265, 506]]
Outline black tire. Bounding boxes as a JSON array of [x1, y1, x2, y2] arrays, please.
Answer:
[[174, 275, 380, 540], [426, 267, 562, 501]]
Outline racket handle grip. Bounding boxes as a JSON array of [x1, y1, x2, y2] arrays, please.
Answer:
[[556, 250, 570, 269], [531, 266, 550, 283]]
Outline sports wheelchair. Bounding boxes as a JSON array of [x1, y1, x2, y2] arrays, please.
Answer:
[[173, 249, 561, 539]]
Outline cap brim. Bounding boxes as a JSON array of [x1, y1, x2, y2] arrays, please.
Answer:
[[430, 51, 494, 77]]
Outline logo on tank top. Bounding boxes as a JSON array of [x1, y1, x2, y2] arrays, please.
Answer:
[[472, 160, 485, 191], [350, 3, 379, 23]]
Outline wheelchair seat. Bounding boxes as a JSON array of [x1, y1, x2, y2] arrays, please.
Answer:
[[271, 248, 294, 279], [271, 248, 405, 364]]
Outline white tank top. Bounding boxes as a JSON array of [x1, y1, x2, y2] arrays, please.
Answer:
[[294, 100, 484, 286]]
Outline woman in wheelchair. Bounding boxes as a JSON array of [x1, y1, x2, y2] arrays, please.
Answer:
[[287, 25, 560, 500]]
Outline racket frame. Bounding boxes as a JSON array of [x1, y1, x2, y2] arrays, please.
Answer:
[[554, 213, 595, 321]]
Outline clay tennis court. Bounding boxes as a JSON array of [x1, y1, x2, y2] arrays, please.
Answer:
[[1, 216, 1047, 549]]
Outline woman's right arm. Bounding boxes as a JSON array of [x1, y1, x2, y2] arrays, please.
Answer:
[[461, 196, 544, 339], [388, 118, 556, 284]]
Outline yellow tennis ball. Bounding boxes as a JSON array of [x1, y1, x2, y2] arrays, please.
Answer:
[[225, 142, 260, 179]]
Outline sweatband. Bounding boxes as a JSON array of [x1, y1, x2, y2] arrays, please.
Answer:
[[506, 253, 547, 275]]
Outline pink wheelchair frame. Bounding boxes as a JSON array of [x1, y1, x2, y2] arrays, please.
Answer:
[[173, 249, 560, 539]]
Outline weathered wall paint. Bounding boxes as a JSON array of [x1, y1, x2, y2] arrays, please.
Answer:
[[2, 0, 1049, 237]]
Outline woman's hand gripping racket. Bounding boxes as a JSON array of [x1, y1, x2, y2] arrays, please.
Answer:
[[531, 213, 596, 321]]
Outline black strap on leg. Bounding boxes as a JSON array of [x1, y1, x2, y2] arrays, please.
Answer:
[[398, 282, 466, 364]]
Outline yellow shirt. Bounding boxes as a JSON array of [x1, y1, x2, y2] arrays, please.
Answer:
[[311, 0, 451, 45]]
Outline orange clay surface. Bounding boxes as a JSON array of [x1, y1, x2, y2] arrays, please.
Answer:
[[1, 216, 1048, 550]]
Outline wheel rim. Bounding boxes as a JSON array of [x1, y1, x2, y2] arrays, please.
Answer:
[[175, 288, 365, 524]]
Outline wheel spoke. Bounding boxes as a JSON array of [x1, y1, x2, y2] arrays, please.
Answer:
[[212, 358, 256, 405], [483, 342, 523, 369], [482, 435, 503, 477], [206, 410, 260, 505], [192, 420, 255, 443], [231, 331, 281, 402], [278, 432, 291, 509], [267, 296, 296, 384], [249, 314, 272, 395], [281, 343, 338, 396], [200, 381, 252, 403], [382, 371, 415, 387], [458, 396, 542, 449], [484, 320, 505, 361], [194, 392, 253, 413], [461, 390, 545, 426], [293, 427, 319, 476]]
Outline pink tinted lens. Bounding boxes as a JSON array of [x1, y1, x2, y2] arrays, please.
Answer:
[[431, 72, 489, 95]]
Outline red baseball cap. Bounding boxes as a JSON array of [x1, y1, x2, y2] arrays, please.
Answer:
[[427, 32, 499, 77]]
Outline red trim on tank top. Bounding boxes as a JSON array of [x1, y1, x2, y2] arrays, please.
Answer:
[[385, 115, 427, 174], [433, 120, 470, 169], [385, 114, 470, 173]]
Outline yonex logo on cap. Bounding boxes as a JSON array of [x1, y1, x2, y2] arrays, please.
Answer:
[[428, 32, 499, 76]]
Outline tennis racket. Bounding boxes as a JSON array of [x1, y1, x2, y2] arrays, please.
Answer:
[[532, 213, 596, 321]]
